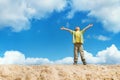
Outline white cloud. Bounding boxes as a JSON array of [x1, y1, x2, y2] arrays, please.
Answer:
[[0, 51, 25, 64], [96, 44, 120, 64], [81, 19, 91, 23], [1, 0, 120, 33], [68, 0, 120, 33], [0, 50, 73, 64], [95, 35, 110, 41], [0, 50, 53, 65], [85, 44, 120, 64], [55, 57, 73, 64], [0, 0, 67, 32], [25, 58, 53, 65], [0, 44, 120, 64]]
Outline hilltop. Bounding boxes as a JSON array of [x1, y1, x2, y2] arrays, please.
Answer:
[[0, 64, 120, 80]]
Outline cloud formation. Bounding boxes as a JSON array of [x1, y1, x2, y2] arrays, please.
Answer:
[[95, 35, 110, 41], [0, 0, 67, 32], [0, 44, 120, 64], [0, 0, 120, 33], [0, 51, 25, 64], [68, 0, 120, 33]]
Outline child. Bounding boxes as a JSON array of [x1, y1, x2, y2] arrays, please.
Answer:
[[61, 24, 93, 65]]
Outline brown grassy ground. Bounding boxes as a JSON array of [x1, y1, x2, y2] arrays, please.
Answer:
[[0, 64, 120, 80]]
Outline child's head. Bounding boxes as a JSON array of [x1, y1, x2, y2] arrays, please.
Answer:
[[75, 26, 80, 31]]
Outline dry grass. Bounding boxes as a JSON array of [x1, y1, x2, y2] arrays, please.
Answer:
[[0, 64, 120, 80]]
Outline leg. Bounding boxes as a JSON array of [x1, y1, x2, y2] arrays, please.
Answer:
[[79, 44, 87, 65], [74, 44, 78, 64]]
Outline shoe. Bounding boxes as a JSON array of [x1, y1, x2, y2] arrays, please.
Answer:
[[83, 62, 87, 65], [73, 61, 77, 65], [73, 63, 77, 65], [82, 59, 87, 65]]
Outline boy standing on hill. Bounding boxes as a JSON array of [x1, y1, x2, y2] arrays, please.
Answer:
[[61, 24, 93, 65]]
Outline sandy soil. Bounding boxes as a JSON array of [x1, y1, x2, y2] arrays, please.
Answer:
[[0, 64, 120, 80]]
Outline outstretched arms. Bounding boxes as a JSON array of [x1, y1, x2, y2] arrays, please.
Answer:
[[60, 24, 93, 32], [60, 26, 73, 32], [82, 24, 93, 31]]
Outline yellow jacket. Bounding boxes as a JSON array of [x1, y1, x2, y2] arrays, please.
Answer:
[[70, 30, 84, 44]]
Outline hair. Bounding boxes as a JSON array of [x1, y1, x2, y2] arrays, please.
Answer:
[[75, 26, 80, 31]]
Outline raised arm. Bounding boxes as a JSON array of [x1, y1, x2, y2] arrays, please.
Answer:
[[60, 26, 73, 32], [82, 24, 93, 31]]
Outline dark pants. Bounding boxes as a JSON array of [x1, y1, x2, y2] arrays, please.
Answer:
[[74, 43, 86, 65]]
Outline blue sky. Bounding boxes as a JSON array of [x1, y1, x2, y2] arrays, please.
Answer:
[[0, 0, 120, 64]]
